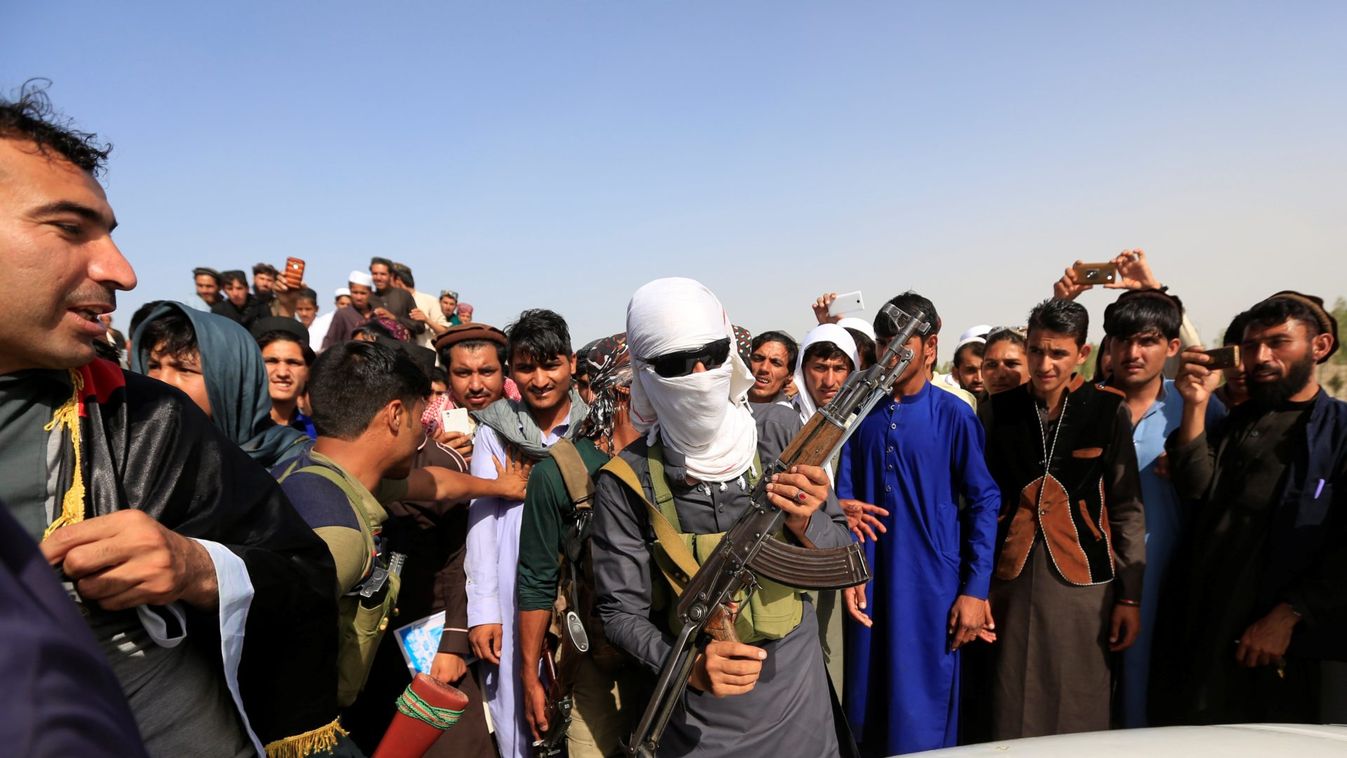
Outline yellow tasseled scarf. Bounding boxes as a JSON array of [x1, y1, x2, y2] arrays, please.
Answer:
[[264, 718, 349, 758], [42, 369, 86, 541]]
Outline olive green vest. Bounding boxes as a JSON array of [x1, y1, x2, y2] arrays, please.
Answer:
[[276, 459, 401, 707], [602, 444, 803, 643]]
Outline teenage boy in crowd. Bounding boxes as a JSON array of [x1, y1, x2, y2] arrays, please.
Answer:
[[840, 292, 1000, 755], [518, 334, 649, 757], [466, 310, 590, 758], [274, 340, 530, 748], [981, 298, 1145, 739]]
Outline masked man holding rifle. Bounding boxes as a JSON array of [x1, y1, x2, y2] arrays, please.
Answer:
[[590, 277, 853, 756]]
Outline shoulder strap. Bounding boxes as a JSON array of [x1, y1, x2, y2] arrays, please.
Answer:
[[548, 438, 596, 511], [280, 463, 378, 571], [645, 443, 682, 532], [600, 457, 700, 587]]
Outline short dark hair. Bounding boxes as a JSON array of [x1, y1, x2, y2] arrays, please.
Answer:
[[506, 309, 571, 363], [1223, 311, 1250, 346], [751, 331, 799, 368], [429, 367, 448, 385], [877, 291, 940, 340], [308, 341, 431, 440], [1028, 298, 1089, 346], [801, 340, 855, 372], [1102, 289, 1184, 341], [843, 327, 876, 369], [391, 263, 415, 288], [0, 80, 111, 176], [252, 263, 278, 277], [440, 339, 508, 371], [220, 270, 248, 288], [953, 340, 986, 369], [256, 330, 315, 366], [353, 319, 397, 342], [369, 257, 394, 271], [295, 287, 318, 305], [139, 307, 197, 361]]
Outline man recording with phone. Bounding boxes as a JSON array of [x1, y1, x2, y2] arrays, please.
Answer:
[[1151, 291, 1347, 726]]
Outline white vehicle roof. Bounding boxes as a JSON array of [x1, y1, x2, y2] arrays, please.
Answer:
[[916, 724, 1347, 757]]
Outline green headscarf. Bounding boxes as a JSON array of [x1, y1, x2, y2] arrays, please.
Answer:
[[131, 301, 310, 468]]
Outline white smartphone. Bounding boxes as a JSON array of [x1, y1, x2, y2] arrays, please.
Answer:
[[439, 407, 474, 436], [828, 290, 864, 317]]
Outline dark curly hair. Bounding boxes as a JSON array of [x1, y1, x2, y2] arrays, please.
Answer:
[[0, 79, 111, 176]]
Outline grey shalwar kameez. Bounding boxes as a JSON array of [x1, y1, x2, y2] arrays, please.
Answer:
[[591, 403, 850, 757]]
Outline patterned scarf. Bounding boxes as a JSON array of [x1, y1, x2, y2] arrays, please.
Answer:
[[575, 332, 631, 442]]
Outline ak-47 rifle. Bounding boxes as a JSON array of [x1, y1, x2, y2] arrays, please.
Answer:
[[625, 302, 931, 758]]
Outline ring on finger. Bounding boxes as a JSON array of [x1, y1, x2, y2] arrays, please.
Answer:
[[795, 490, 808, 504]]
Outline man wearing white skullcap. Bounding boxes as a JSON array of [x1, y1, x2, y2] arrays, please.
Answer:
[[591, 277, 853, 755]]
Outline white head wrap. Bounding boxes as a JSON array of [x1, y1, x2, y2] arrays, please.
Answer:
[[836, 316, 876, 343], [792, 323, 859, 426], [348, 270, 374, 288], [627, 278, 757, 482]]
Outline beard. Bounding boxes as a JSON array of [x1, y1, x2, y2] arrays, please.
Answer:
[[1247, 352, 1314, 407]]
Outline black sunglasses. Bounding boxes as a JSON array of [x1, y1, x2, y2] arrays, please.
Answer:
[[646, 338, 731, 378]]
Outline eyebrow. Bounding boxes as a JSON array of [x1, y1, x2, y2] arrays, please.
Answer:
[[30, 200, 118, 232]]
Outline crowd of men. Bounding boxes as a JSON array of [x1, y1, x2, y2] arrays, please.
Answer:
[[3, 89, 1345, 758]]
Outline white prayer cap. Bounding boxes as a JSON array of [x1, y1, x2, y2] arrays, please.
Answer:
[[956, 324, 993, 350], [348, 270, 374, 288], [334, 287, 351, 298], [836, 316, 876, 342]]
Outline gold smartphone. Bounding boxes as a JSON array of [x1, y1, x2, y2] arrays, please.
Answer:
[[1202, 345, 1241, 370], [1072, 261, 1117, 285]]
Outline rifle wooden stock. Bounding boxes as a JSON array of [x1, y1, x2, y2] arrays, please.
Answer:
[[777, 411, 848, 471]]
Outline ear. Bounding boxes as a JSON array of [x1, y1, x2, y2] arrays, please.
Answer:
[[1166, 338, 1182, 358], [1311, 332, 1335, 362], [1077, 343, 1092, 366], [385, 399, 404, 436], [570, 354, 578, 374]]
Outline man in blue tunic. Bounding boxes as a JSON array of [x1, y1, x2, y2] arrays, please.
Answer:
[[839, 291, 1001, 755]]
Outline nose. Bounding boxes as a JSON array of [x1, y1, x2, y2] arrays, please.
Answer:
[[1252, 342, 1275, 365], [90, 237, 138, 292], [691, 361, 707, 374]]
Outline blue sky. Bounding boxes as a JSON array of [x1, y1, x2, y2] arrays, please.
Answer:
[[5, 1, 1344, 353]]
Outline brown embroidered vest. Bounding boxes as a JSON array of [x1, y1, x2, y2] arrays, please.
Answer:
[[984, 377, 1126, 586]]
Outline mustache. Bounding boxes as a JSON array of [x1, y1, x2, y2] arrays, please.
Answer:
[[66, 285, 117, 310]]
